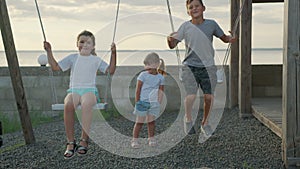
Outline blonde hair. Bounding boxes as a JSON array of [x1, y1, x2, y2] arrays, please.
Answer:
[[158, 58, 167, 76], [77, 30, 97, 56], [144, 52, 166, 76]]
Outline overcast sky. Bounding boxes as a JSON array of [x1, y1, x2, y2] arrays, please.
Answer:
[[0, 0, 284, 51]]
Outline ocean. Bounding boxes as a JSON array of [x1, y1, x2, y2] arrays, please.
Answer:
[[0, 48, 283, 67]]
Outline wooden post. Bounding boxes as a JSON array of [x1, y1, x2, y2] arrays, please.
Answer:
[[239, 0, 252, 118], [253, 0, 283, 2], [229, 0, 240, 109], [0, 121, 2, 147], [282, 0, 300, 167], [0, 0, 35, 144]]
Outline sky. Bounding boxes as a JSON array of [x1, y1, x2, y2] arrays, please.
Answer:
[[0, 0, 284, 51]]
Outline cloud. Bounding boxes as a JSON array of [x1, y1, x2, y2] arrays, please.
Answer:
[[6, 0, 119, 22], [253, 4, 283, 24], [5, 0, 231, 24], [1, 0, 284, 50]]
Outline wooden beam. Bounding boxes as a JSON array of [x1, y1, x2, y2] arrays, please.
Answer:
[[239, 0, 252, 118], [0, 0, 35, 144], [0, 121, 2, 147], [282, 0, 300, 167], [252, 0, 284, 3], [251, 105, 282, 138], [229, 0, 240, 108]]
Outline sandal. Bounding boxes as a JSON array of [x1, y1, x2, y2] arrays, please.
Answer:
[[64, 140, 76, 160], [131, 138, 140, 149], [148, 137, 157, 147], [76, 138, 89, 155]]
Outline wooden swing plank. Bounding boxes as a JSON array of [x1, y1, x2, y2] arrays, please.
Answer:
[[52, 103, 108, 111]]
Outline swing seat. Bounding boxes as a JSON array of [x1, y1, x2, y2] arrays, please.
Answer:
[[51, 103, 108, 111]]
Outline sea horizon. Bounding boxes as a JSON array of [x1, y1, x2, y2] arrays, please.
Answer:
[[0, 48, 283, 67], [0, 47, 283, 52]]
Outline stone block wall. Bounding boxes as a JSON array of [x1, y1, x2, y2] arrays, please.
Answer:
[[0, 65, 282, 113]]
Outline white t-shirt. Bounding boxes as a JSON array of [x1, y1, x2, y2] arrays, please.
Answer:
[[137, 71, 165, 102], [58, 53, 108, 88], [176, 19, 225, 67]]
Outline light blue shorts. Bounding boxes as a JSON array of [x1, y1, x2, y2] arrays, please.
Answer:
[[67, 88, 100, 103], [133, 100, 160, 117]]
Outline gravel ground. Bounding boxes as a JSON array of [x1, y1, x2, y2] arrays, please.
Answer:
[[0, 108, 283, 169]]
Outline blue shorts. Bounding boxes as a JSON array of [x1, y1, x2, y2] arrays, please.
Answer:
[[133, 101, 160, 117], [181, 65, 217, 95], [67, 88, 100, 103]]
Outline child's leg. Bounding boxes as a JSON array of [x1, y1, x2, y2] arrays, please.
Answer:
[[146, 115, 155, 138], [184, 94, 197, 122], [64, 93, 80, 150], [202, 94, 214, 125], [201, 66, 217, 126], [181, 66, 198, 122], [133, 116, 146, 138], [79, 92, 97, 145]]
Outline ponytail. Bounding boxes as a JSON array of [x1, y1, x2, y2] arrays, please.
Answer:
[[91, 49, 97, 56], [158, 58, 167, 76]]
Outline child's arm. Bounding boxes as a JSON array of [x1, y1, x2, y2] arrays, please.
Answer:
[[135, 80, 143, 102], [158, 85, 164, 104], [107, 42, 117, 75], [220, 33, 237, 44], [43, 41, 61, 71], [167, 32, 180, 49]]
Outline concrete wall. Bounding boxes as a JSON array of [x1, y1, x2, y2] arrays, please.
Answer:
[[0, 65, 282, 113], [252, 65, 282, 97]]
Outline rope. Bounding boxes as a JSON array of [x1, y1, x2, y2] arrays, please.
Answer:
[[49, 67, 58, 104], [112, 0, 120, 43], [104, 0, 121, 103], [216, 0, 246, 83], [34, 0, 58, 104], [104, 72, 110, 103], [34, 0, 46, 42], [166, 0, 182, 78], [222, 0, 247, 67]]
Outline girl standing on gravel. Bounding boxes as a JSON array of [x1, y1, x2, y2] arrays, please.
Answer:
[[131, 52, 165, 148], [44, 30, 117, 159]]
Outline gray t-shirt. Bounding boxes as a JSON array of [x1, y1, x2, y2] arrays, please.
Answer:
[[177, 19, 225, 67], [58, 53, 108, 88], [137, 71, 165, 102]]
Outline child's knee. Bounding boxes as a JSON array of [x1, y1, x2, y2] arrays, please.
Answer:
[[204, 94, 213, 103], [147, 121, 155, 126], [135, 122, 144, 128], [81, 100, 96, 108], [64, 100, 76, 110]]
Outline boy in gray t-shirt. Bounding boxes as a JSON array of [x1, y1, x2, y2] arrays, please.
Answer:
[[167, 0, 236, 137]]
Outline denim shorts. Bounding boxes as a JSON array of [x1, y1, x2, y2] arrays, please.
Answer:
[[67, 88, 100, 103], [133, 100, 160, 117], [181, 65, 217, 95]]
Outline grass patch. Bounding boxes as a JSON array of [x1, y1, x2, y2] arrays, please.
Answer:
[[102, 107, 121, 120], [0, 111, 63, 134], [0, 142, 25, 154], [242, 161, 254, 169], [0, 106, 119, 134]]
